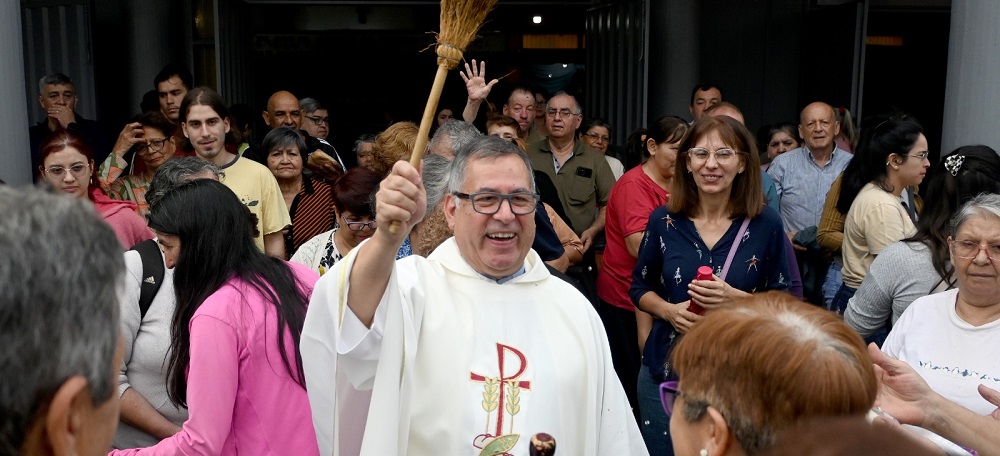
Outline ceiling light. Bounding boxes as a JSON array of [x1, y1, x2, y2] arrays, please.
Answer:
[[533, 16, 542, 24]]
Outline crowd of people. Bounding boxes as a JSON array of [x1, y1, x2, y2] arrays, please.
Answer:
[[4, 58, 1000, 456]]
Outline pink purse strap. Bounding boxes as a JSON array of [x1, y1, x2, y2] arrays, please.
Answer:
[[720, 218, 751, 281]]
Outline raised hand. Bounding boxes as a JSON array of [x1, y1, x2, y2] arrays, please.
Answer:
[[112, 122, 145, 157], [460, 59, 499, 103], [375, 160, 427, 245]]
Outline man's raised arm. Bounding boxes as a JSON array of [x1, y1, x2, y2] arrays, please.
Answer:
[[346, 160, 427, 327]]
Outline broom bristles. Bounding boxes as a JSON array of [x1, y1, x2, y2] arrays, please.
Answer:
[[387, 0, 498, 234], [436, 0, 498, 68]]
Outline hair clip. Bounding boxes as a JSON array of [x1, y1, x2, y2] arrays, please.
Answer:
[[945, 154, 965, 176]]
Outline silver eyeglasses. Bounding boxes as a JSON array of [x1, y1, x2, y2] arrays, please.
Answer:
[[45, 163, 90, 179], [687, 147, 739, 164]]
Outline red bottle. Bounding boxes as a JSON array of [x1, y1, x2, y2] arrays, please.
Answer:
[[688, 266, 714, 315]]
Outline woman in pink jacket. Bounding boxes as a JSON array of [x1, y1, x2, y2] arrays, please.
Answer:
[[111, 179, 319, 455]]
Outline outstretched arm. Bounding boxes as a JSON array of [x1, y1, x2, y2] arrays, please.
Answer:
[[346, 160, 426, 327], [460, 59, 499, 124], [869, 343, 1000, 454]]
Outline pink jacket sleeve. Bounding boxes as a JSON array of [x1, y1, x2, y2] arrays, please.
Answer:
[[109, 315, 239, 455]]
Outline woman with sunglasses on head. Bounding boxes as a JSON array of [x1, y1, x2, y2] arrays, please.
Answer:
[[664, 291, 878, 456], [291, 167, 383, 275], [38, 130, 154, 249], [106, 111, 179, 219], [831, 114, 929, 314], [630, 115, 790, 455], [845, 146, 1000, 339]]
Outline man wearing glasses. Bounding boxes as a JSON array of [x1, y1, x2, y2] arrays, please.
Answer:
[[249, 91, 345, 179], [302, 135, 646, 455], [526, 92, 615, 254], [299, 97, 330, 140]]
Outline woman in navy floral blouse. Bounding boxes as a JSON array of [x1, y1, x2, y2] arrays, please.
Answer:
[[629, 115, 791, 455]]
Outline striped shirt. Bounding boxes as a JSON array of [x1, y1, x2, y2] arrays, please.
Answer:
[[285, 175, 336, 259]]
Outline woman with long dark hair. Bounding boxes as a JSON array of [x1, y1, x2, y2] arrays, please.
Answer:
[[845, 145, 1000, 336], [111, 179, 319, 455], [597, 115, 688, 417], [832, 114, 929, 313]]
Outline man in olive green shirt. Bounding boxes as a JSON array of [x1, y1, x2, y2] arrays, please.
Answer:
[[525, 92, 615, 254]]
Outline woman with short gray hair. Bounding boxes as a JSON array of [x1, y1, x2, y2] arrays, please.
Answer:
[[880, 192, 1000, 451]]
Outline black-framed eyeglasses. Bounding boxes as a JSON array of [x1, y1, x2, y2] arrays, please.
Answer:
[[659, 381, 679, 416], [137, 137, 169, 155], [340, 213, 377, 231], [452, 191, 539, 215], [305, 115, 329, 125], [951, 239, 1000, 262]]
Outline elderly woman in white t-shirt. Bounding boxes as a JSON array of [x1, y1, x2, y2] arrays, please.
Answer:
[[880, 193, 1000, 454]]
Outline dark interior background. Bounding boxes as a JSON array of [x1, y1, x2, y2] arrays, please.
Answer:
[[23, 0, 951, 168]]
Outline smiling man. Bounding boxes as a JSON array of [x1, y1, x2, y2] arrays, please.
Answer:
[[302, 136, 645, 456], [768, 102, 850, 234], [180, 87, 290, 258], [767, 101, 852, 305]]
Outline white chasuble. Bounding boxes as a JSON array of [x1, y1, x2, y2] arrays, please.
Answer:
[[302, 237, 647, 456]]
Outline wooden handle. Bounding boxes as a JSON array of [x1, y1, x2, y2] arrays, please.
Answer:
[[388, 63, 450, 234]]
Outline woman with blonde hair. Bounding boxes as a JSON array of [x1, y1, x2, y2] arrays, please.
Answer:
[[367, 121, 420, 177]]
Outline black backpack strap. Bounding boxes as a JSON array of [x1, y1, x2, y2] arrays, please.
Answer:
[[130, 239, 164, 320]]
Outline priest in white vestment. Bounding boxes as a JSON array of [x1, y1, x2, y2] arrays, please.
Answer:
[[301, 136, 648, 456]]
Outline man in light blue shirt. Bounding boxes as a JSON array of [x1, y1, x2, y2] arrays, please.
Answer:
[[767, 102, 852, 304]]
